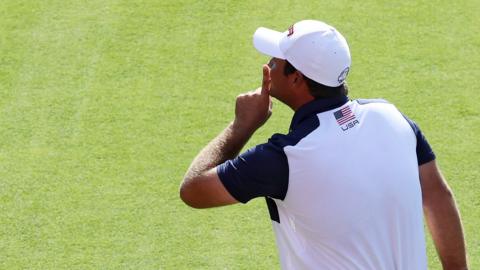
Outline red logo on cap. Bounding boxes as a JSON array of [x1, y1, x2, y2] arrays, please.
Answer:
[[287, 25, 294, 37]]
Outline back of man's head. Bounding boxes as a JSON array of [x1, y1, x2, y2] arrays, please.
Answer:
[[283, 60, 349, 98]]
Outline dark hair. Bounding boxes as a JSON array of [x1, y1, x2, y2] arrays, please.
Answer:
[[284, 61, 348, 98]]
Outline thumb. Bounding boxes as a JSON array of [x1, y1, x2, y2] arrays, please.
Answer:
[[261, 64, 271, 95]]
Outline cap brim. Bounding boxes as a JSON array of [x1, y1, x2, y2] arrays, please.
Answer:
[[253, 27, 285, 59]]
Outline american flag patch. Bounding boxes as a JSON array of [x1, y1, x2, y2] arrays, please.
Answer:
[[334, 106, 356, 125]]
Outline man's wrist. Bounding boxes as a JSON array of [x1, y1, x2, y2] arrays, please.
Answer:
[[231, 120, 257, 138]]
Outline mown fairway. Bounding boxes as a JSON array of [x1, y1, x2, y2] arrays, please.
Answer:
[[1, 0, 478, 269]]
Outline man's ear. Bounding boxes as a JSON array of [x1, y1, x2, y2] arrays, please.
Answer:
[[293, 71, 304, 85]]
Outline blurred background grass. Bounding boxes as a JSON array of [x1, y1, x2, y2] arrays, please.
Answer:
[[1, 0, 478, 269]]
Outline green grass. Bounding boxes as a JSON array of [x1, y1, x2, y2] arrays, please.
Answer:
[[1, 0, 478, 269]]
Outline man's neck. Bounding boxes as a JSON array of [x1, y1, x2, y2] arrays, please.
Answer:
[[289, 95, 315, 111]]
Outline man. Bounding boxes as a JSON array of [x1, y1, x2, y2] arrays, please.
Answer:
[[180, 20, 467, 269]]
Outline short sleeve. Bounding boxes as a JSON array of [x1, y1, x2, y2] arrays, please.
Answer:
[[216, 138, 289, 204], [402, 115, 436, 165]]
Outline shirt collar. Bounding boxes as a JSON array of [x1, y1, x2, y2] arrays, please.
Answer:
[[290, 95, 349, 131]]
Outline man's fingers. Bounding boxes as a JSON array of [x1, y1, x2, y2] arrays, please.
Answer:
[[261, 64, 271, 94]]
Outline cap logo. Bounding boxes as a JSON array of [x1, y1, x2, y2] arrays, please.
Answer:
[[287, 25, 294, 37], [338, 67, 350, 83]]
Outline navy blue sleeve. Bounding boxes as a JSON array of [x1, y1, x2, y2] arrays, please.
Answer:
[[402, 116, 436, 165], [216, 135, 289, 204]]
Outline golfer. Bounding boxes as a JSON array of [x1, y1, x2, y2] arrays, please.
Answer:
[[180, 20, 467, 269]]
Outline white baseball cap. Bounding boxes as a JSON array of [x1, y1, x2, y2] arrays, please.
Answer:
[[253, 20, 351, 87]]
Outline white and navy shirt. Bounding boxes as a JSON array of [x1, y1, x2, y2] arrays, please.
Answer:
[[217, 95, 435, 270]]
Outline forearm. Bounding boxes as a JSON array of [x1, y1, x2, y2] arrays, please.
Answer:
[[424, 189, 467, 270], [180, 66, 272, 208], [184, 121, 253, 181]]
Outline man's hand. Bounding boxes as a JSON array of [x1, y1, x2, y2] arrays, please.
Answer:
[[233, 65, 272, 134]]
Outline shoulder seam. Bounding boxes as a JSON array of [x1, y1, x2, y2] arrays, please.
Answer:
[[355, 98, 390, 105]]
